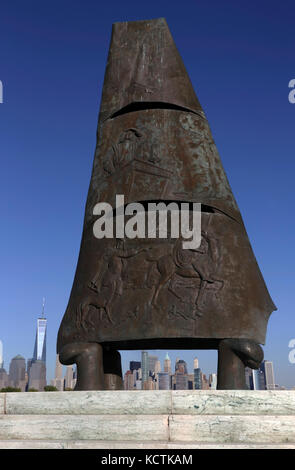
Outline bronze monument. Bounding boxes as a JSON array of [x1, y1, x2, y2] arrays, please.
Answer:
[[57, 18, 276, 390]]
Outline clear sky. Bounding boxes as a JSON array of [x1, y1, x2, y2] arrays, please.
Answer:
[[1, 0, 294, 388]]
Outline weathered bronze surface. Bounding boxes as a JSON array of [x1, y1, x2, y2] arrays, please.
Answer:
[[57, 18, 276, 389]]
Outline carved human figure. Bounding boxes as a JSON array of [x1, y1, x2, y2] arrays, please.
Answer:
[[77, 240, 147, 330]]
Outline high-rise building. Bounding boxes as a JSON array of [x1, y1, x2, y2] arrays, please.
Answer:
[[201, 373, 210, 390], [135, 379, 142, 390], [252, 368, 266, 390], [0, 340, 3, 369], [55, 354, 63, 379], [194, 368, 202, 390], [27, 360, 46, 391], [141, 351, 149, 388], [174, 359, 189, 390], [28, 301, 47, 390], [175, 360, 188, 375], [9, 355, 26, 391], [148, 355, 159, 374], [245, 367, 253, 389], [130, 361, 141, 372], [209, 373, 217, 390], [164, 353, 171, 374], [33, 302, 47, 362], [187, 373, 194, 390], [245, 365, 267, 390], [155, 359, 161, 374], [158, 372, 170, 390], [124, 370, 134, 390], [193, 357, 199, 370], [143, 377, 156, 390], [0, 367, 9, 389], [261, 360, 275, 390], [51, 354, 65, 391], [175, 373, 188, 390], [65, 365, 75, 390]]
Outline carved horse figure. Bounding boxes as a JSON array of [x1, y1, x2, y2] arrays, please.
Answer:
[[145, 232, 220, 312]]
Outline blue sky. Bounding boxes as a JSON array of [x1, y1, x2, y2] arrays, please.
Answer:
[[1, 0, 294, 387]]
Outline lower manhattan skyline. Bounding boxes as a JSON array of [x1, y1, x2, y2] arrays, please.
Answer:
[[1, 1, 295, 390], [1, 322, 294, 390]]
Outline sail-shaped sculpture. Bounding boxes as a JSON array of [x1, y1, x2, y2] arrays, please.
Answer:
[[57, 18, 276, 390]]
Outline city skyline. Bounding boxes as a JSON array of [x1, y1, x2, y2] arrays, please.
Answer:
[[123, 352, 285, 391], [0, 303, 294, 388], [1, 330, 293, 390], [0, 306, 294, 389], [1, 2, 295, 388]]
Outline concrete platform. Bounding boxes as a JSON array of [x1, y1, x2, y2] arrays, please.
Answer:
[[0, 390, 295, 449]]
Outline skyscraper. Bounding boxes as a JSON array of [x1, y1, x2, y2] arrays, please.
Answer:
[[0, 368, 9, 390], [130, 361, 141, 372], [65, 365, 75, 390], [0, 340, 9, 390], [260, 360, 275, 390], [209, 373, 217, 390], [201, 373, 210, 390], [0, 340, 3, 369], [27, 360, 46, 391], [148, 355, 159, 374], [175, 359, 189, 390], [155, 359, 161, 375], [193, 357, 199, 370], [33, 300, 47, 362], [9, 355, 26, 391], [175, 360, 188, 375], [252, 368, 266, 390], [141, 351, 149, 388], [164, 353, 171, 374], [158, 372, 170, 390], [124, 370, 134, 390], [245, 367, 253, 389], [51, 354, 64, 391], [194, 368, 202, 390], [28, 300, 47, 390]]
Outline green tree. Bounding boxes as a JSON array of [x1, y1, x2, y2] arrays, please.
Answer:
[[0, 387, 21, 392], [44, 385, 58, 391], [27, 388, 38, 392]]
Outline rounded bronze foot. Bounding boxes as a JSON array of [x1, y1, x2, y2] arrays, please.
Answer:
[[59, 342, 104, 390], [217, 338, 264, 390], [103, 348, 124, 390]]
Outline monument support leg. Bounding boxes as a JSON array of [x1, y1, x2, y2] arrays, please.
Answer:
[[59, 342, 104, 390], [103, 348, 124, 390], [217, 338, 264, 390]]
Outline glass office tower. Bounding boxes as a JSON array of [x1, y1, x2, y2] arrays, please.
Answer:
[[28, 302, 47, 391], [141, 351, 149, 387], [33, 317, 47, 362]]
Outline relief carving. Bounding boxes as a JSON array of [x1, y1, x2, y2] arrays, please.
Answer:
[[103, 127, 160, 176], [76, 240, 148, 331], [77, 229, 223, 332], [145, 231, 223, 316]]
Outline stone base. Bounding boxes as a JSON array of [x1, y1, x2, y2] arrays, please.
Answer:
[[0, 390, 295, 449]]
